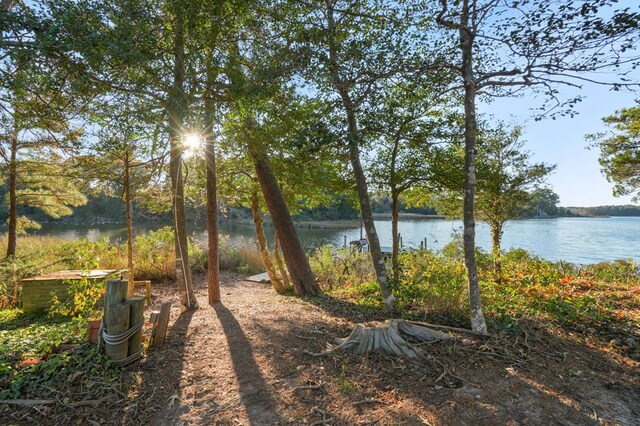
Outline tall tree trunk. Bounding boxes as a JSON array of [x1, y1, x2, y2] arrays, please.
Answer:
[[324, 2, 392, 310], [460, 1, 487, 333], [6, 132, 17, 259], [345, 108, 393, 310], [168, 0, 196, 312], [491, 222, 502, 278], [250, 191, 284, 293], [273, 232, 292, 291], [124, 151, 135, 296], [204, 85, 220, 305], [246, 124, 321, 296], [391, 188, 400, 283]]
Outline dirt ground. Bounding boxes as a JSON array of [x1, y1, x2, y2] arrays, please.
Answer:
[[6, 272, 640, 425]]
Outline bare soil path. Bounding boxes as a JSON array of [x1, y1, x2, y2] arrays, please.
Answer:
[[103, 272, 639, 426]]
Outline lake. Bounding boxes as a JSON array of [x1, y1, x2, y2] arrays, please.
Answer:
[[35, 216, 640, 265]]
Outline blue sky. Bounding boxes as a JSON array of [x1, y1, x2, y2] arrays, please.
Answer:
[[473, 0, 640, 208], [478, 84, 638, 207]]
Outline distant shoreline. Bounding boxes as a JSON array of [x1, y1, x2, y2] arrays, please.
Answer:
[[11, 212, 636, 232]]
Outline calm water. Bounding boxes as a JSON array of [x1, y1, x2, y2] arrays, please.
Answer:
[[35, 216, 640, 264]]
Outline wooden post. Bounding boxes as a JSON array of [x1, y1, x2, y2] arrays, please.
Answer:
[[151, 302, 172, 347], [126, 296, 144, 357], [104, 280, 129, 362], [105, 279, 127, 307], [105, 303, 130, 361], [134, 280, 152, 305]]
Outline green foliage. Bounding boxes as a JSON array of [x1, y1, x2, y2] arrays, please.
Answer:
[[481, 252, 637, 327], [127, 226, 176, 281], [0, 332, 118, 400], [440, 233, 492, 270], [0, 309, 89, 396], [583, 259, 638, 284], [57, 238, 111, 270], [430, 123, 555, 261], [313, 244, 639, 330], [395, 250, 468, 321], [48, 276, 106, 319], [588, 103, 640, 201], [309, 246, 375, 291]]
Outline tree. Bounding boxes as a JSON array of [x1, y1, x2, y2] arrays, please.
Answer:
[[204, 101, 221, 304], [166, 0, 198, 311], [365, 80, 458, 282], [47, 0, 201, 312], [588, 102, 640, 201], [412, 123, 554, 274], [216, 2, 326, 296], [211, 143, 289, 294], [475, 126, 555, 273], [76, 94, 164, 296], [525, 188, 561, 218], [1, 3, 88, 257], [291, 0, 429, 310], [435, 0, 640, 332]]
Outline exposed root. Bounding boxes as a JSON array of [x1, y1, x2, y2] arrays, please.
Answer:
[[304, 319, 458, 359]]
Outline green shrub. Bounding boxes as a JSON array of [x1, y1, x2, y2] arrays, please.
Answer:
[[310, 243, 639, 330], [395, 250, 468, 319], [441, 233, 492, 269], [582, 259, 638, 284], [309, 245, 374, 290], [48, 275, 107, 319]]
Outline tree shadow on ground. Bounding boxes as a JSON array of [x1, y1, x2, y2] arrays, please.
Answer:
[[306, 292, 474, 329], [121, 309, 194, 425], [304, 293, 389, 323], [213, 303, 283, 425]]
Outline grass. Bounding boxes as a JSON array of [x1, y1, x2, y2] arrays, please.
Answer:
[[0, 228, 267, 309], [216, 235, 265, 275]]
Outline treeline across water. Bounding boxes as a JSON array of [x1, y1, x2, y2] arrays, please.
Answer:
[[0, 189, 590, 229], [567, 205, 640, 217]]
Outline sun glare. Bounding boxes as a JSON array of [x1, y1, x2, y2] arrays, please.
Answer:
[[183, 133, 202, 156]]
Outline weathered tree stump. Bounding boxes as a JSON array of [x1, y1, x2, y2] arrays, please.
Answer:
[[305, 319, 464, 359]]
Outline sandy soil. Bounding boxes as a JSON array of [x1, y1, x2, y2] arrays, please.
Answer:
[[4, 272, 639, 425]]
